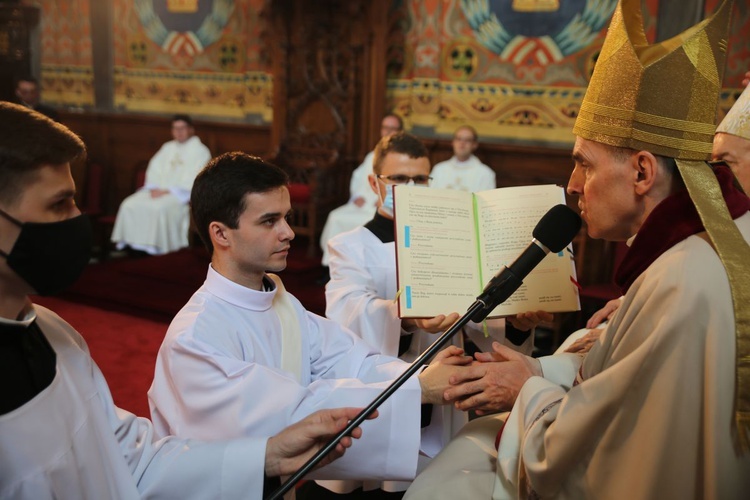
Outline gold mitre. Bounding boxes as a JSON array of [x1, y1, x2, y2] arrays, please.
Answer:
[[717, 84, 750, 141], [578, 0, 750, 452], [573, 0, 733, 160]]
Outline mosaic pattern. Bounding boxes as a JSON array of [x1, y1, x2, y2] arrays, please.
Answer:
[[388, 0, 748, 147], [38, 0, 95, 108], [33, 0, 747, 131], [113, 0, 272, 122], [387, 0, 655, 147]]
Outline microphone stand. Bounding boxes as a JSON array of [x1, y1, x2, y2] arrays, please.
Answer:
[[266, 298, 494, 500]]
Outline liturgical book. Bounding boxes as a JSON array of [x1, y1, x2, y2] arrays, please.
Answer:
[[393, 184, 580, 318]]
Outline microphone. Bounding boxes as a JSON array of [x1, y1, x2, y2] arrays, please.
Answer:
[[470, 204, 581, 322]]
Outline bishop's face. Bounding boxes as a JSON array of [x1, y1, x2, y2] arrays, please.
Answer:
[[713, 132, 750, 193], [567, 137, 640, 241]]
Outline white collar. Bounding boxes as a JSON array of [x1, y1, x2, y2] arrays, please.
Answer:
[[203, 265, 277, 312], [0, 300, 37, 327], [452, 155, 476, 167]]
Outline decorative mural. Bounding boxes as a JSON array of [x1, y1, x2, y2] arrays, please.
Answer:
[[32, 0, 749, 137], [113, 0, 272, 122], [386, 0, 747, 148], [38, 0, 95, 108]]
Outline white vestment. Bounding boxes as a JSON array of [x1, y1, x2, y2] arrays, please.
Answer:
[[149, 265, 441, 485], [319, 151, 380, 266], [406, 212, 750, 500], [326, 224, 534, 491], [111, 135, 211, 255], [429, 155, 496, 192], [0, 306, 269, 499]]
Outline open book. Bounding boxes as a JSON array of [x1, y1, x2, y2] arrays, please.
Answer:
[[393, 184, 580, 318]]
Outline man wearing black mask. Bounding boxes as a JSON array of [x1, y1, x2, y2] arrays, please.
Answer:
[[0, 102, 373, 498]]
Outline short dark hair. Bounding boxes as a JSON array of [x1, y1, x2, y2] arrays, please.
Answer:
[[383, 113, 404, 131], [172, 114, 194, 127], [0, 102, 85, 206], [14, 75, 38, 88], [372, 132, 428, 174], [190, 152, 289, 252]]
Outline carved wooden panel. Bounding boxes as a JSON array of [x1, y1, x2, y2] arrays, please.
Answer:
[[264, 0, 388, 162]]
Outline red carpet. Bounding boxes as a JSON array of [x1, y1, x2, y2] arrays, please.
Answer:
[[62, 242, 326, 321]]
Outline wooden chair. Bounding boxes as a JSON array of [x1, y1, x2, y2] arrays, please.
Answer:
[[87, 161, 148, 260], [266, 145, 343, 257]]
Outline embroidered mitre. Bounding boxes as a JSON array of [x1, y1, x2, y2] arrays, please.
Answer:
[[717, 84, 750, 140], [575, 0, 750, 452], [573, 0, 732, 159]]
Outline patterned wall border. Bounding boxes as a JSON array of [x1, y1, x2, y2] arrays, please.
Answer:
[[388, 77, 581, 146], [40, 64, 95, 108], [113, 67, 273, 122]]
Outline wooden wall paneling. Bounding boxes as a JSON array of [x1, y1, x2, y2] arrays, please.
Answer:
[[59, 111, 271, 215], [424, 138, 574, 187], [263, 0, 390, 252]]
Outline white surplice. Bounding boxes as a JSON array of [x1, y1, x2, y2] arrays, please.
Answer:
[[326, 225, 534, 491], [0, 306, 268, 499], [429, 155, 496, 192], [111, 135, 211, 255], [149, 265, 436, 484], [406, 213, 750, 500], [319, 151, 380, 266]]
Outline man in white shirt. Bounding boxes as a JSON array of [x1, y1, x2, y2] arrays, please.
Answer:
[[148, 152, 474, 493], [319, 113, 404, 268], [430, 125, 496, 192], [111, 114, 211, 255], [325, 132, 550, 494], [0, 102, 373, 499]]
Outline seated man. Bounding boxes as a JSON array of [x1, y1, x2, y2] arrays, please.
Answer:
[[405, 1, 750, 498], [430, 125, 496, 192], [319, 113, 403, 267], [148, 152, 473, 491], [325, 131, 550, 494], [111, 114, 211, 255], [0, 102, 372, 499], [14, 75, 59, 121]]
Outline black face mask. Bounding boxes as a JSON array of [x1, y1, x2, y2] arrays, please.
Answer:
[[0, 209, 92, 296]]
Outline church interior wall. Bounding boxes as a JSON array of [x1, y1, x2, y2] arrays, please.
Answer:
[[15, 0, 750, 271]]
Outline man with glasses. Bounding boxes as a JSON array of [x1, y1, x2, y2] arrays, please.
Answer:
[[324, 132, 549, 495], [319, 114, 404, 269], [430, 125, 496, 192]]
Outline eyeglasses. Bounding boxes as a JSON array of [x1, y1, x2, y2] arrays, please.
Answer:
[[376, 174, 432, 185]]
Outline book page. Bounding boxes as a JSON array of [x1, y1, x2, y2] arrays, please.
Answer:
[[474, 185, 580, 315], [393, 186, 480, 318]]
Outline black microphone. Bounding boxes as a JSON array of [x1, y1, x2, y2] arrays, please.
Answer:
[[470, 204, 581, 322]]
